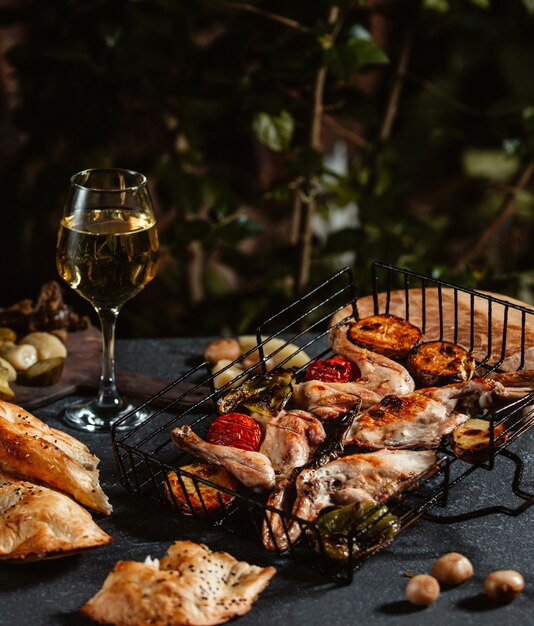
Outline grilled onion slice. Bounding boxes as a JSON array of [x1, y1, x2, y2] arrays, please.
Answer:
[[407, 340, 475, 387], [348, 314, 422, 360]]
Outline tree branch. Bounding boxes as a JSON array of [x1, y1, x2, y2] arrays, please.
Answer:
[[218, 1, 311, 32], [323, 114, 372, 151], [294, 5, 342, 296], [379, 27, 413, 142], [455, 159, 534, 269]]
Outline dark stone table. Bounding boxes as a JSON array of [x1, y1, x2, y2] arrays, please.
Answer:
[[1, 338, 533, 625]]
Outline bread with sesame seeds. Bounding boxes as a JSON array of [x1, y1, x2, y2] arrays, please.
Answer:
[[0, 471, 111, 561], [0, 400, 111, 514], [81, 540, 276, 626]]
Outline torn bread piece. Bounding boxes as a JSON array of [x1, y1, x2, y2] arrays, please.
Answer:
[[0, 471, 111, 561], [0, 400, 111, 514], [81, 540, 276, 626]]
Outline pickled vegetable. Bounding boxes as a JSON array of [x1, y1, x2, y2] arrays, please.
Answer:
[[17, 357, 65, 386], [0, 367, 14, 401], [0, 342, 38, 371]]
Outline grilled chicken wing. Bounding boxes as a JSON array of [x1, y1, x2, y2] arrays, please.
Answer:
[[345, 378, 514, 449], [256, 409, 326, 475], [292, 380, 383, 420], [171, 425, 275, 490], [293, 324, 415, 420], [284, 449, 436, 545]]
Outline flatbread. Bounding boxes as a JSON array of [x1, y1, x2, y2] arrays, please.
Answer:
[[331, 288, 534, 371], [0, 400, 111, 514], [0, 471, 111, 561], [81, 540, 276, 626]]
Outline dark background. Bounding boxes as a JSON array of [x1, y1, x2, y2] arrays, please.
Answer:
[[0, 0, 533, 338]]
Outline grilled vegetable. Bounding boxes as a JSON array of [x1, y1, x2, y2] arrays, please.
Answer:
[[217, 368, 295, 417], [165, 462, 239, 517], [348, 314, 422, 360], [17, 357, 65, 386], [407, 340, 475, 387], [312, 501, 400, 561], [305, 356, 360, 383], [19, 331, 67, 360], [452, 418, 507, 462], [206, 413, 262, 452]]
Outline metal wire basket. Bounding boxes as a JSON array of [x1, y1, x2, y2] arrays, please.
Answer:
[[111, 263, 534, 583]]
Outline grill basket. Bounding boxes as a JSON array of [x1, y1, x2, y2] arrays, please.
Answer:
[[111, 263, 534, 583]]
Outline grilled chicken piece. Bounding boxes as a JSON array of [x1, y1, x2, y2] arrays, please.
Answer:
[[82, 540, 276, 626], [255, 409, 326, 475], [348, 314, 422, 360], [0, 472, 111, 561], [256, 409, 325, 552], [262, 408, 359, 552], [292, 323, 416, 420], [292, 380, 383, 420], [407, 340, 476, 387], [283, 450, 436, 545], [330, 324, 415, 395], [345, 378, 515, 450], [487, 369, 534, 395], [171, 425, 275, 490]]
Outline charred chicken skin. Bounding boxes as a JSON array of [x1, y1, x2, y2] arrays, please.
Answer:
[[344, 378, 522, 450]]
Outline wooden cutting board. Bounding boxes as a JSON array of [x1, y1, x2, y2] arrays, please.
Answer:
[[12, 326, 209, 410]]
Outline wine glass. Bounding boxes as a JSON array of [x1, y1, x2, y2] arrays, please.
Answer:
[[56, 168, 159, 431]]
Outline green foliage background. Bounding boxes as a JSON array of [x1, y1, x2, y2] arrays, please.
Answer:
[[0, 0, 533, 336]]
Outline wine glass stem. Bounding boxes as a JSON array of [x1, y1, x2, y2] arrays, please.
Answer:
[[95, 306, 122, 409]]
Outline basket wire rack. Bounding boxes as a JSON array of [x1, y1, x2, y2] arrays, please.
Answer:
[[111, 263, 534, 584]]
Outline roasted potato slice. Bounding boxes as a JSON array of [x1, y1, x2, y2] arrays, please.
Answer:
[[348, 314, 422, 360], [453, 418, 507, 462], [165, 462, 239, 517], [407, 340, 475, 387]]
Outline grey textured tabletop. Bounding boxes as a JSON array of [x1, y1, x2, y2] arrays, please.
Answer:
[[1, 338, 533, 626]]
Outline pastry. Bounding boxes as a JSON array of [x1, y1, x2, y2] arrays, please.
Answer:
[[0, 471, 111, 561], [0, 400, 111, 514], [81, 540, 276, 626]]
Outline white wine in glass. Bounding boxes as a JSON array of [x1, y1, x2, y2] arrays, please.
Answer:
[[56, 168, 159, 431]]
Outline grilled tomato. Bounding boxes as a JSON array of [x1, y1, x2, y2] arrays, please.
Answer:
[[165, 462, 239, 517], [206, 413, 262, 452], [407, 340, 475, 387], [348, 314, 422, 360], [305, 356, 360, 383]]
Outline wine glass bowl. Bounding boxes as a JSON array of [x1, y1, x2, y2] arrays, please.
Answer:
[[56, 168, 159, 431]]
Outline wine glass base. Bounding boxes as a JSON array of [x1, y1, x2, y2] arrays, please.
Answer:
[[63, 398, 151, 433]]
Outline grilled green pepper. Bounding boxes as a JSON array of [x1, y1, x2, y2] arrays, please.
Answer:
[[217, 368, 295, 417], [313, 501, 401, 561]]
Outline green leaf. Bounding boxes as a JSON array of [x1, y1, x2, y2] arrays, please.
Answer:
[[252, 111, 294, 152], [325, 38, 388, 80], [462, 148, 519, 182], [423, 0, 450, 12], [468, 0, 490, 8], [522, 0, 534, 13]]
